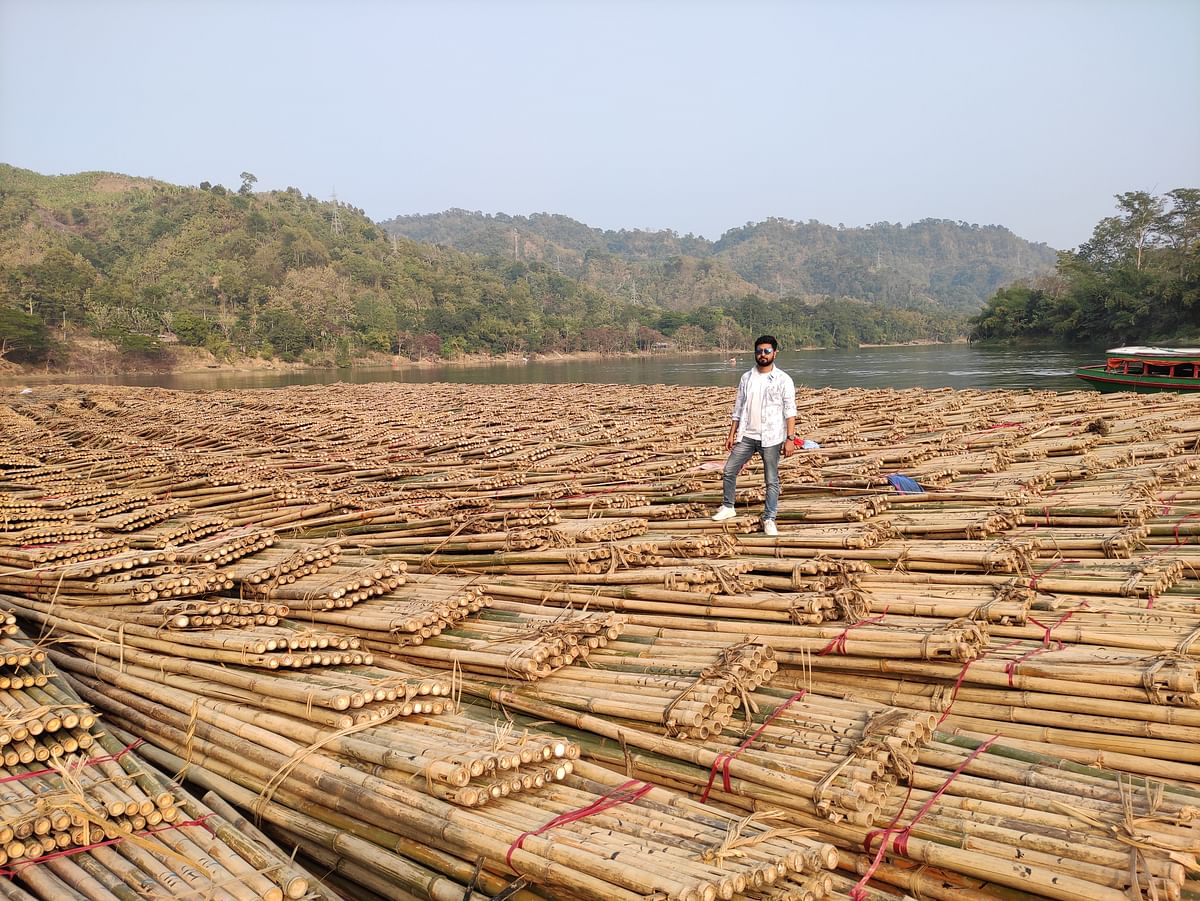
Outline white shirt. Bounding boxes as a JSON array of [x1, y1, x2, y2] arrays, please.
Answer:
[[730, 366, 797, 447], [742, 370, 770, 439]]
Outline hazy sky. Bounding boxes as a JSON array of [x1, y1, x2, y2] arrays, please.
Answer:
[[2, 0, 1197, 250]]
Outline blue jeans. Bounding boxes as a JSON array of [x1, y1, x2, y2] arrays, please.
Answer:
[[722, 438, 782, 521]]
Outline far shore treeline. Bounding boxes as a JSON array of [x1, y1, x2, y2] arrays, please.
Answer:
[[969, 190, 1199, 346], [0, 163, 1193, 371]]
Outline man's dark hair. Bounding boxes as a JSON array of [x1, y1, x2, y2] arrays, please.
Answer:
[[753, 335, 778, 351]]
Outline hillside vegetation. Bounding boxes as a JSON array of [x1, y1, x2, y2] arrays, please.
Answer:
[[0, 165, 1022, 371], [970, 190, 1200, 345], [381, 210, 1058, 312], [0, 165, 634, 368]]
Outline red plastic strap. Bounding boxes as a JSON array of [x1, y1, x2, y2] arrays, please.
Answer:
[[818, 611, 888, 656], [1027, 602, 1086, 647], [0, 739, 145, 785], [1005, 642, 1059, 686], [1027, 558, 1078, 590], [850, 735, 998, 900], [1159, 492, 1179, 516], [0, 814, 211, 876], [505, 780, 653, 871], [1173, 512, 1200, 545], [699, 690, 807, 803], [983, 421, 1020, 430]]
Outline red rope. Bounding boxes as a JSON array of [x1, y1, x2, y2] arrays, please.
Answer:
[[0, 739, 145, 785], [505, 779, 654, 870], [699, 690, 807, 803], [0, 814, 211, 876], [1027, 558, 1078, 591], [850, 735, 999, 900], [1005, 642, 1060, 687], [1027, 601, 1087, 647], [1173, 512, 1200, 545], [818, 611, 888, 656]]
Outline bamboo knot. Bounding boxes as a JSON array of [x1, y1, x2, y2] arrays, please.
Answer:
[[699, 810, 806, 866]]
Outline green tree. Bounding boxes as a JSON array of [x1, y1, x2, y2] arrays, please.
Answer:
[[0, 306, 51, 363]]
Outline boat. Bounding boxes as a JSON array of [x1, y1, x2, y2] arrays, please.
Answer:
[[1074, 346, 1200, 393]]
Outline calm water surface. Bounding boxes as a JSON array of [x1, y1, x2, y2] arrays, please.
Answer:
[[5, 345, 1099, 392]]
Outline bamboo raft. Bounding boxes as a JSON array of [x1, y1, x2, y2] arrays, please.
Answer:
[[5, 382, 1200, 900], [0, 626, 317, 898]]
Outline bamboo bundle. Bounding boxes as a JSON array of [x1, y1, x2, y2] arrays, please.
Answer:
[[734, 522, 895, 550], [749, 536, 1042, 574], [88, 501, 191, 532], [96, 596, 289, 630], [549, 517, 648, 543], [497, 576, 849, 623], [63, 660, 545, 808], [0, 562, 233, 605], [388, 608, 628, 680], [123, 513, 233, 549], [477, 585, 992, 660], [0, 510, 74, 535], [474, 637, 779, 739], [851, 580, 1033, 625], [780, 666, 1200, 772], [522, 561, 764, 595], [295, 573, 490, 644], [5, 592, 370, 671], [0, 665, 49, 694], [486, 683, 935, 826], [0, 638, 45, 669], [775, 496, 893, 523], [220, 541, 341, 587], [64, 657, 840, 901], [0, 524, 102, 545], [401, 540, 669, 575], [169, 525, 276, 565], [243, 557, 405, 611], [0, 537, 129, 570], [1013, 524, 1149, 557], [68, 491, 161, 520], [0, 737, 309, 899], [49, 644, 434, 731], [875, 508, 1021, 539]]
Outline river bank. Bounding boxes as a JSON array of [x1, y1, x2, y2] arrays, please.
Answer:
[[4, 340, 970, 381]]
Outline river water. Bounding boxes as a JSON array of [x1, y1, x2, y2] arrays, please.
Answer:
[[5, 345, 1100, 392]]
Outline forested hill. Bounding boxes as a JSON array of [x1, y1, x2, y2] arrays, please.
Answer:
[[381, 210, 1058, 312], [0, 165, 631, 366], [0, 165, 981, 370]]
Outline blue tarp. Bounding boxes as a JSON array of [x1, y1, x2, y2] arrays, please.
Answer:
[[886, 474, 923, 494]]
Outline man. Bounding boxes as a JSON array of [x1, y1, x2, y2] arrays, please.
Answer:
[[711, 335, 797, 536]]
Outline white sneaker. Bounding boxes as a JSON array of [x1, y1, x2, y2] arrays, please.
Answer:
[[711, 506, 737, 521], [762, 520, 778, 537]]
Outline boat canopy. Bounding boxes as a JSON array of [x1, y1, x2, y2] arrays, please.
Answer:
[[1107, 346, 1200, 357]]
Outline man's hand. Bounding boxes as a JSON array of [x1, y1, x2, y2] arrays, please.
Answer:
[[725, 434, 736, 452], [782, 441, 795, 458]]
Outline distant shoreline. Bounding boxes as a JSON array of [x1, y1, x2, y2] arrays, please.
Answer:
[[2, 340, 966, 382]]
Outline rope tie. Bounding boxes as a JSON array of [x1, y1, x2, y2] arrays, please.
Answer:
[[850, 735, 999, 900], [1027, 557, 1079, 591], [0, 739, 145, 785], [1027, 601, 1087, 647], [505, 779, 653, 871], [818, 611, 888, 656], [699, 690, 807, 803], [0, 814, 213, 877]]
